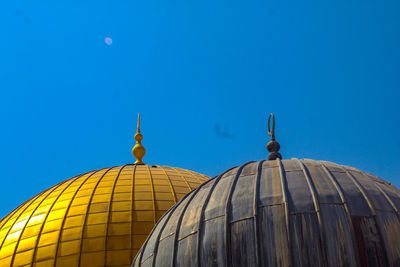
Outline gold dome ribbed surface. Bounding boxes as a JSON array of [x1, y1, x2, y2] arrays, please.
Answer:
[[0, 164, 209, 267]]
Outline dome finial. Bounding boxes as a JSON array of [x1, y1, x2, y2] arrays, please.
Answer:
[[267, 113, 282, 160], [132, 113, 146, 165]]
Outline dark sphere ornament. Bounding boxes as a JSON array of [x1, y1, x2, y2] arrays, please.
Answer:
[[266, 140, 280, 152], [267, 113, 282, 160]]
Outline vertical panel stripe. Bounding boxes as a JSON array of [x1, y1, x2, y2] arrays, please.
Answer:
[[196, 168, 235, 267], [0, 193, 42, 230], [295, 159, 328, 266], [53, 169, 102, 262], [185, 169, 204, 185], [342, 167, 391, 266], [374, 183, 400, 215], [130, 164, 137, 264], [104, 165, 128, 264], [161, 167, 178, 203], [148, 200, 181, 266], [224, 162, 254, 266], [27, 174, 84, 266], [146, 165, 157, 225], [77, 166, 116, 266], [319, 162, 360, 266], [171, 167, 193, 191], [252, 160, 265, 266], [0, 192, 45, 251], [277, 158, 293, 267], [8, 184, 65, 266], [171, 190, 198, 267]]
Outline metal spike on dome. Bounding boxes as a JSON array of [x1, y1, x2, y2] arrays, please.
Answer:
[[132, 113, 146, 165], [267, 113, 282, 160]]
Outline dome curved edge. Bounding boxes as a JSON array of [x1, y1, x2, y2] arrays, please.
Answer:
[[132, 159, 400, 267], [0, 164, 210, 267]]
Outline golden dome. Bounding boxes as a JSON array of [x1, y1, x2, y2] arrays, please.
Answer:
[[0, 164, 209, 267]]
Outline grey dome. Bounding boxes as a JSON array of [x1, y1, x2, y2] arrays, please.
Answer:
[[132, 159, 400, 267]]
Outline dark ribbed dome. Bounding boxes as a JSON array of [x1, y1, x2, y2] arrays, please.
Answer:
[[132, 159, 400, 267]]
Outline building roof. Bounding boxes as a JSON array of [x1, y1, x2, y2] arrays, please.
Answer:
[[132, 159, 400, 267], [0, 164, 209, 267]]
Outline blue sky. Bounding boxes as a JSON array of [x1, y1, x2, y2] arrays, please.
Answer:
[[0, 0, 399, 217]]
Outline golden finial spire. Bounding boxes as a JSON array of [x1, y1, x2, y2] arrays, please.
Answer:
[[132, 113, 146, 165]]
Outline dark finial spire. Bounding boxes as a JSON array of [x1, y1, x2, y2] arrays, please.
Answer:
[[267, 113, 282, 160]]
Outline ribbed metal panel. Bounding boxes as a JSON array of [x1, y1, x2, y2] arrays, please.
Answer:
[[132, 159, 400, 267], [0, 165, 209, 267]]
